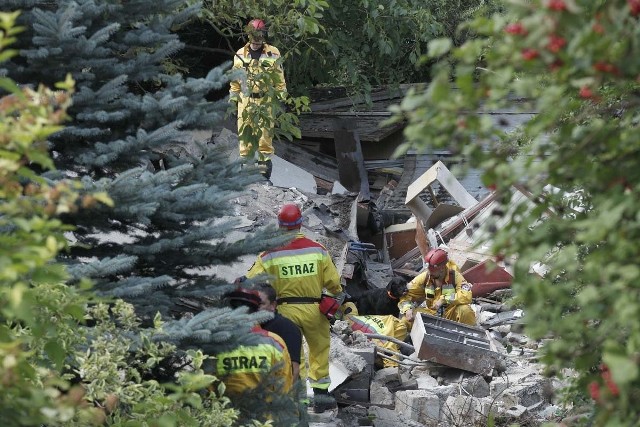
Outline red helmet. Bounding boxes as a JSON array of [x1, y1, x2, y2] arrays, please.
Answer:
[[424, 248, 448, 272], [278, 203, 303, 230], [226, 287, 261, 310], [248, 19, 267, 31]]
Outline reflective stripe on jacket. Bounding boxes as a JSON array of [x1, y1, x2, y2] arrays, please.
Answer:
[[398, 260, 471, 313], [215, 326, 292, 395], [246, 233, 342, 298]]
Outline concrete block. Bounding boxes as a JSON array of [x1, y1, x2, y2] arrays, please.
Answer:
[[370, 381, 394, 406], [497, 381, 545, 408], [443, 395, 487, 425], [395, 390, 440, 425], [462, 375, 490, 398], [416, 373, 438, 389], [503, 404, 528, 417], [373, 367, 398, 384], [368, 406, 403, 427], [429, 384, 458, 405]]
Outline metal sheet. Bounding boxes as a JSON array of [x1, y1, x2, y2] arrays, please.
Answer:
[[410, 313, 501, 375]]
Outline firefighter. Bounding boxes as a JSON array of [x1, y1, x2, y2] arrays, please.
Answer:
[[256, 282, 303, 381], [245, 203, 343, 413], [398, 247, 476, 326], [215, 288, 293, 396], [229, 18, 287, 181]]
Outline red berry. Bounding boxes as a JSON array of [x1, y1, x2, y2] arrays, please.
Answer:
[[547, 0, 567, 11], [589, 381, 601, 402], [592, 22, 605, 34], [629, 0, 640, 16], [579, 86, 594, 99], [547, 34, 566, 53], [521, 48, 539, 61], [505, 23, 527, 35], [593, 61, 620, 75], [549, 58, 564, 71], [600, 364, 620, 396]]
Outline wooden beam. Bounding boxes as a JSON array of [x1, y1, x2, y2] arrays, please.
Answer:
[[272, 139, 339, 182]]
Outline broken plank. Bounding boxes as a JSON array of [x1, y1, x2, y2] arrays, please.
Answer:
[[273, 139, 339, 182]]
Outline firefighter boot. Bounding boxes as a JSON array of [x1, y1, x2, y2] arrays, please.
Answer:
[[312, 388, 337, 413], [257, 159, 272, 182]]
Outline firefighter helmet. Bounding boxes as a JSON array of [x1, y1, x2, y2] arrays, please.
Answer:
[[247, 19, 267, 41], [248, 19, 267, 31], [278, 203, 303, 230], [424, 248, 448, 272], [226, 287, 261, 310]]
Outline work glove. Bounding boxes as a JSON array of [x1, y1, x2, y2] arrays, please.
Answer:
[[404, 308, 415, 322], [433, 297, 445, 310]]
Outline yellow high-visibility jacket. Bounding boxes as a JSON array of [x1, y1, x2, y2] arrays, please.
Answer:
[[229, 43, 287, 100], [398, 260, 472, 314], [246, 233, 342, 299], [246, 232, 341, 391], [215, 325, 292, 395]]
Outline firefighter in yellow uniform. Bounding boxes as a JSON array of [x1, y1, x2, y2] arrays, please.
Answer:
[[398, 248, 476, 326], [246, 203, 343, 413], [215, 288, 293, 396], [229, 18, 287, 181], [216, 325, 293, 395]]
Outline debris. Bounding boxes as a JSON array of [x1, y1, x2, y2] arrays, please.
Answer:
[[200, 97, 569, 425], [410, 313, 502, 375]]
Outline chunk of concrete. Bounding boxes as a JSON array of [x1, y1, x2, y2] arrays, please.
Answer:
[[443, 395, 487, 425], [270, 155, 317, 194], [416, 373, 438, 389], [502, 404, 528, 418], [370, 381, 394, 406], [462, 375, 490, 398], [373, 367, 399, 384], [368, 406, 404, 427], [497, 381, 546, 408], [395, 390, 440, 425]]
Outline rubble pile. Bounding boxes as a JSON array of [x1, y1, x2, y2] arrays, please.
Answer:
[[197, 127, 575, 426], [326, 298, 570, 427]]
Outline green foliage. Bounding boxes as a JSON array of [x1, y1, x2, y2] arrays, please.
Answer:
[[201, 0, 502, 97], [5, 0, 288, 319], [393, 0, 640, 423], [197, 0, 502, 153], [309, 0, 476, 95], [0, 7, 260, 426], [0, 12, 105, 425], [72, 301, 240, 427]]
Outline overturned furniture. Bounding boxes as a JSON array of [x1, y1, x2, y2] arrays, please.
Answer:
[[411, 313, 501, 376]]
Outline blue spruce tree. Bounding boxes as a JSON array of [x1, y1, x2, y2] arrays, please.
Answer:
[[3, 1, 299, 423], [4, 0, 285, 317]]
